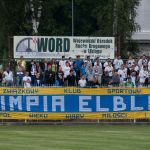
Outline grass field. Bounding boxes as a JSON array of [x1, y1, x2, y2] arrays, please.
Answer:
[[0, 124, 150, 150]]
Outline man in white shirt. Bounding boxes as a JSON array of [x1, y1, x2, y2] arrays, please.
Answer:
[[23, 72, 31, 88], [59, 56, 66, 70], [118, 64, 127, 83], [139, 66, 149, 86], [138, 55, 148, 70], [127, 56, 135, 70], [3, 67, 13, 86], [63, 61, 71, 79], [104, 62, 114, 78], [103, 58, 111, 68], [113, 56, 123, 70]]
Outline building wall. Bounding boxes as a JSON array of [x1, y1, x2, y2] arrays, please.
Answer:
[[132, 0, 150, 56]]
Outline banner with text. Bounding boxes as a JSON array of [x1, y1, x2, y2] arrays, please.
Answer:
[[14, 36, 115, 59], [0, 95, 150, 112]]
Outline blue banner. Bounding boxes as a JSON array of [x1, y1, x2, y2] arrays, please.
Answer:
[[0, 95, 150, 112]]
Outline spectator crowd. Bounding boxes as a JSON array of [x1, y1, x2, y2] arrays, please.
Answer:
[[1, 54, 150, 88]]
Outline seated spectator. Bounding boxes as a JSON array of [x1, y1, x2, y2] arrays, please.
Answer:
[[23, 71, 31, 88], [67, 69, 76, 86], [78, 75, 87, 87], [124, 77, 134, 88], [3, 67, 13, 86], [101, 71, 112, 86], [112, 71, 120, 87]]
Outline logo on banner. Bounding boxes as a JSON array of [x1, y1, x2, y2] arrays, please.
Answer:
[[16, 37, 37, 52], [16, 37, 70, 52]]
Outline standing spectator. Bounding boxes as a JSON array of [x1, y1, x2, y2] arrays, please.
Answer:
[[35, 72, 43, 86], [103, 58, 111, 68], [73, 55, 83, 80], [113, 55, 123, 70], [118, 64, 127, 84], [94, 57, 102, 68], [87, 67, 96, 87], [138, 66, 149, 87], [28, 60, 37, 86], [148, 73, 150, 87], [49, 58, 57, 73], [42, 59, 49, 85], [78, 75, 87, 87], [67, 69, 76, 86], [16, 61, 25, 86], [93, 61, 103, 85], [68, 57, 73, 67], [138, 54, 148, 70], [45, 65, 55, 86], [148, 59, 150, 71], [127, 56, 135, 70], [56, 66, 64, 86], [84, 56, 92, 68], [3, 67, 13, 86], [63, 61, 71, 80], [36, 62, 42, 74], [80, 62, 87, 77], [59, 56, 66, 70], [130, 71, 138, 87], [17, 56, 26, 70], [104, 62, 114, 78], [23, 71, 31, 88]]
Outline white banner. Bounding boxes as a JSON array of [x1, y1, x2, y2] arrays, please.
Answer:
[[14, 36, 115, 59]]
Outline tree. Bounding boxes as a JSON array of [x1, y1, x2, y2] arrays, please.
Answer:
[[0, 0, 141, 61]]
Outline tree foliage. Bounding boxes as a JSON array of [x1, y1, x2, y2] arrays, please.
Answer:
[[0, 0, 141, 59]]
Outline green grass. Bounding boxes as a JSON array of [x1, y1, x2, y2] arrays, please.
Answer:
[[0, 124, 150, 150]]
